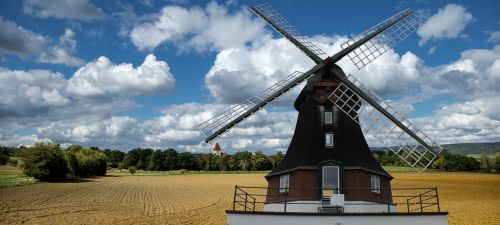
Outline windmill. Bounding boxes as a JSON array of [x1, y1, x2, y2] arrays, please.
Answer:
[[199, 2, 448, 222]]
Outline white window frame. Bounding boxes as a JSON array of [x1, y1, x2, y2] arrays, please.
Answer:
[[279, 174, 290, 193], [371, 174, 380, 193], [324, 111, 333, 124], [325, 133, 334, 148]]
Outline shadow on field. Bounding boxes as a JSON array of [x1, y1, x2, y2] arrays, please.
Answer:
[[45, 176, 103, 183]]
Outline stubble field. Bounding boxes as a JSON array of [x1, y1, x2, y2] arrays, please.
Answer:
[[0, 170, 498, 225]]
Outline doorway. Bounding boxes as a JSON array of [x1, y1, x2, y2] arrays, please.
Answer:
[[322, 166, 340, 197]]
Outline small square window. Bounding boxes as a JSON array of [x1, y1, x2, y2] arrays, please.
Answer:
[[371, 175, 380, 193], [325, 133, 334, 148], [279, 174, 289, 193], [324, 111, 333, 124]]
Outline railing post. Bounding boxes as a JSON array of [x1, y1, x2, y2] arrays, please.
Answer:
[[232, 185, 237, 211], [253, 198, 256, 211], [407, 199, 410, 213], [386, 189, 390, 213], [419, 194, 423, 212], [435, 187, 441, 212], [284, 192, 288, 213], [244, 193, 248, 211]]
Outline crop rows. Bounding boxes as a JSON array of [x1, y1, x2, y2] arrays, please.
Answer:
[[0, 172, 498, 225]]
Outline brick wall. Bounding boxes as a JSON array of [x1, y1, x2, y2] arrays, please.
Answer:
[[265, 170, 319, 203], [344, 170, 393, 204], [265, 169, 392, 204]]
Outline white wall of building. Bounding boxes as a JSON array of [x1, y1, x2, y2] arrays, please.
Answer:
[[264, 201, 397, 213], [227, 213, 448, 225]]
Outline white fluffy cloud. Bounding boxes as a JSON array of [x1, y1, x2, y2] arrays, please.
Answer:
[[130, 2, 269, 52], [0, 17, 84, 66], [204, 38, 317, 104], [67, 54, 175, 97], [0, 68, 68, 118], [420, 45, 500, 99], [37, 29, 85, 66], [417, 4, 473, 46], [23, 0, 105, 21], [416, 97, 500, 144], [0, 54, 177, 148]]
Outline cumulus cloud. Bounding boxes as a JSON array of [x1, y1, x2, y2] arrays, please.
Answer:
[[420, 45, 500, 99], [3, 102, 297, 153], [130, 2, 269, 52], [0, 17, 46, 57], [417, 4, 473, 46], [37, 28, 85, 66], [23, 0, 105, 21], [416, 97, 500, 144], [204, 38, 316, 104], [67, 54, 175, 97], [0, 54, 177, 149], [0, 67, 68, 118], [0, 18, 84, 66], [487, 31, 500, 43]]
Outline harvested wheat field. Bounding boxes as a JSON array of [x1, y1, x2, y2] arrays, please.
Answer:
[[0, 172, 498, 225]]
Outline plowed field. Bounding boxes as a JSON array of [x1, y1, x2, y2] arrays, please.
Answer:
[[0, 172, 498, 225]]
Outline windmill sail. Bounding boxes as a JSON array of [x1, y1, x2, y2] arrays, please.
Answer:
[[199, 69, 322, 143], [250, 3, 326, 64], [328, 74, 444, 172], [340, 9, 423, 70]]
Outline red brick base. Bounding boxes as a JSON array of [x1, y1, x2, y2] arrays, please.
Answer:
[[265, 169, 392, 204]]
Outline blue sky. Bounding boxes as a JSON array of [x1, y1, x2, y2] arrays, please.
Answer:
[[0, 0, 499, 153]]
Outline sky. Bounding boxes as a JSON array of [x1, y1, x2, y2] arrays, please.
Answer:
[[0, 0, 499, 154]]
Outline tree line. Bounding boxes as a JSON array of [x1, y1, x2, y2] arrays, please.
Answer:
[[1, 144, 499, 182], [104, 147, 285, 172], [372, 150, 500, 172], [0, 143, 286, 180]]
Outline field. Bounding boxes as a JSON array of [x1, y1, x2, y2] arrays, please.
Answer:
[[0, 168, 498, 225]]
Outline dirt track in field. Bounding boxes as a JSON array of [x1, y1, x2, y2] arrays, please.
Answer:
[[0, 172, 498, 225]]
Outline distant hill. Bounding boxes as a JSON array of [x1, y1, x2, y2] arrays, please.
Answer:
[[371, 142, 500, 155]]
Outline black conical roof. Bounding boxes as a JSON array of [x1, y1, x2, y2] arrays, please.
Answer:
[[268, 70, 390, 178]]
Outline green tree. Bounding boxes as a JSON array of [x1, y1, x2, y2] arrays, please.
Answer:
[[494, 156, 500, 173], [163, 148, 179, 171], [23, 143, 70, 181], [480, 154, 492, 172], [148, 150, 165, 171], [269, 151, 285, 169], [232, 151, 252, 171], [128, 166, 137, 174], [431, 155, 446, 170], [217, 154, 229, 171], [74, 148, 107, 176], [178, 152, 198, 170], [0, 154, 8, 165], [251, 151, 272, 171], [104, 149, 125, 168]]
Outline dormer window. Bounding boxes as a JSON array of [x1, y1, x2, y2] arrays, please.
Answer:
[[324, 111, 333, 124], [325, 133, 334, 148]]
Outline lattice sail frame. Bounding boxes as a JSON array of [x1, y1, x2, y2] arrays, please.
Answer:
[[253, 2, 326, 57], [329, 74, 444, 172], [199, 71, 310, 141], [341, 9, 424, 70]]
